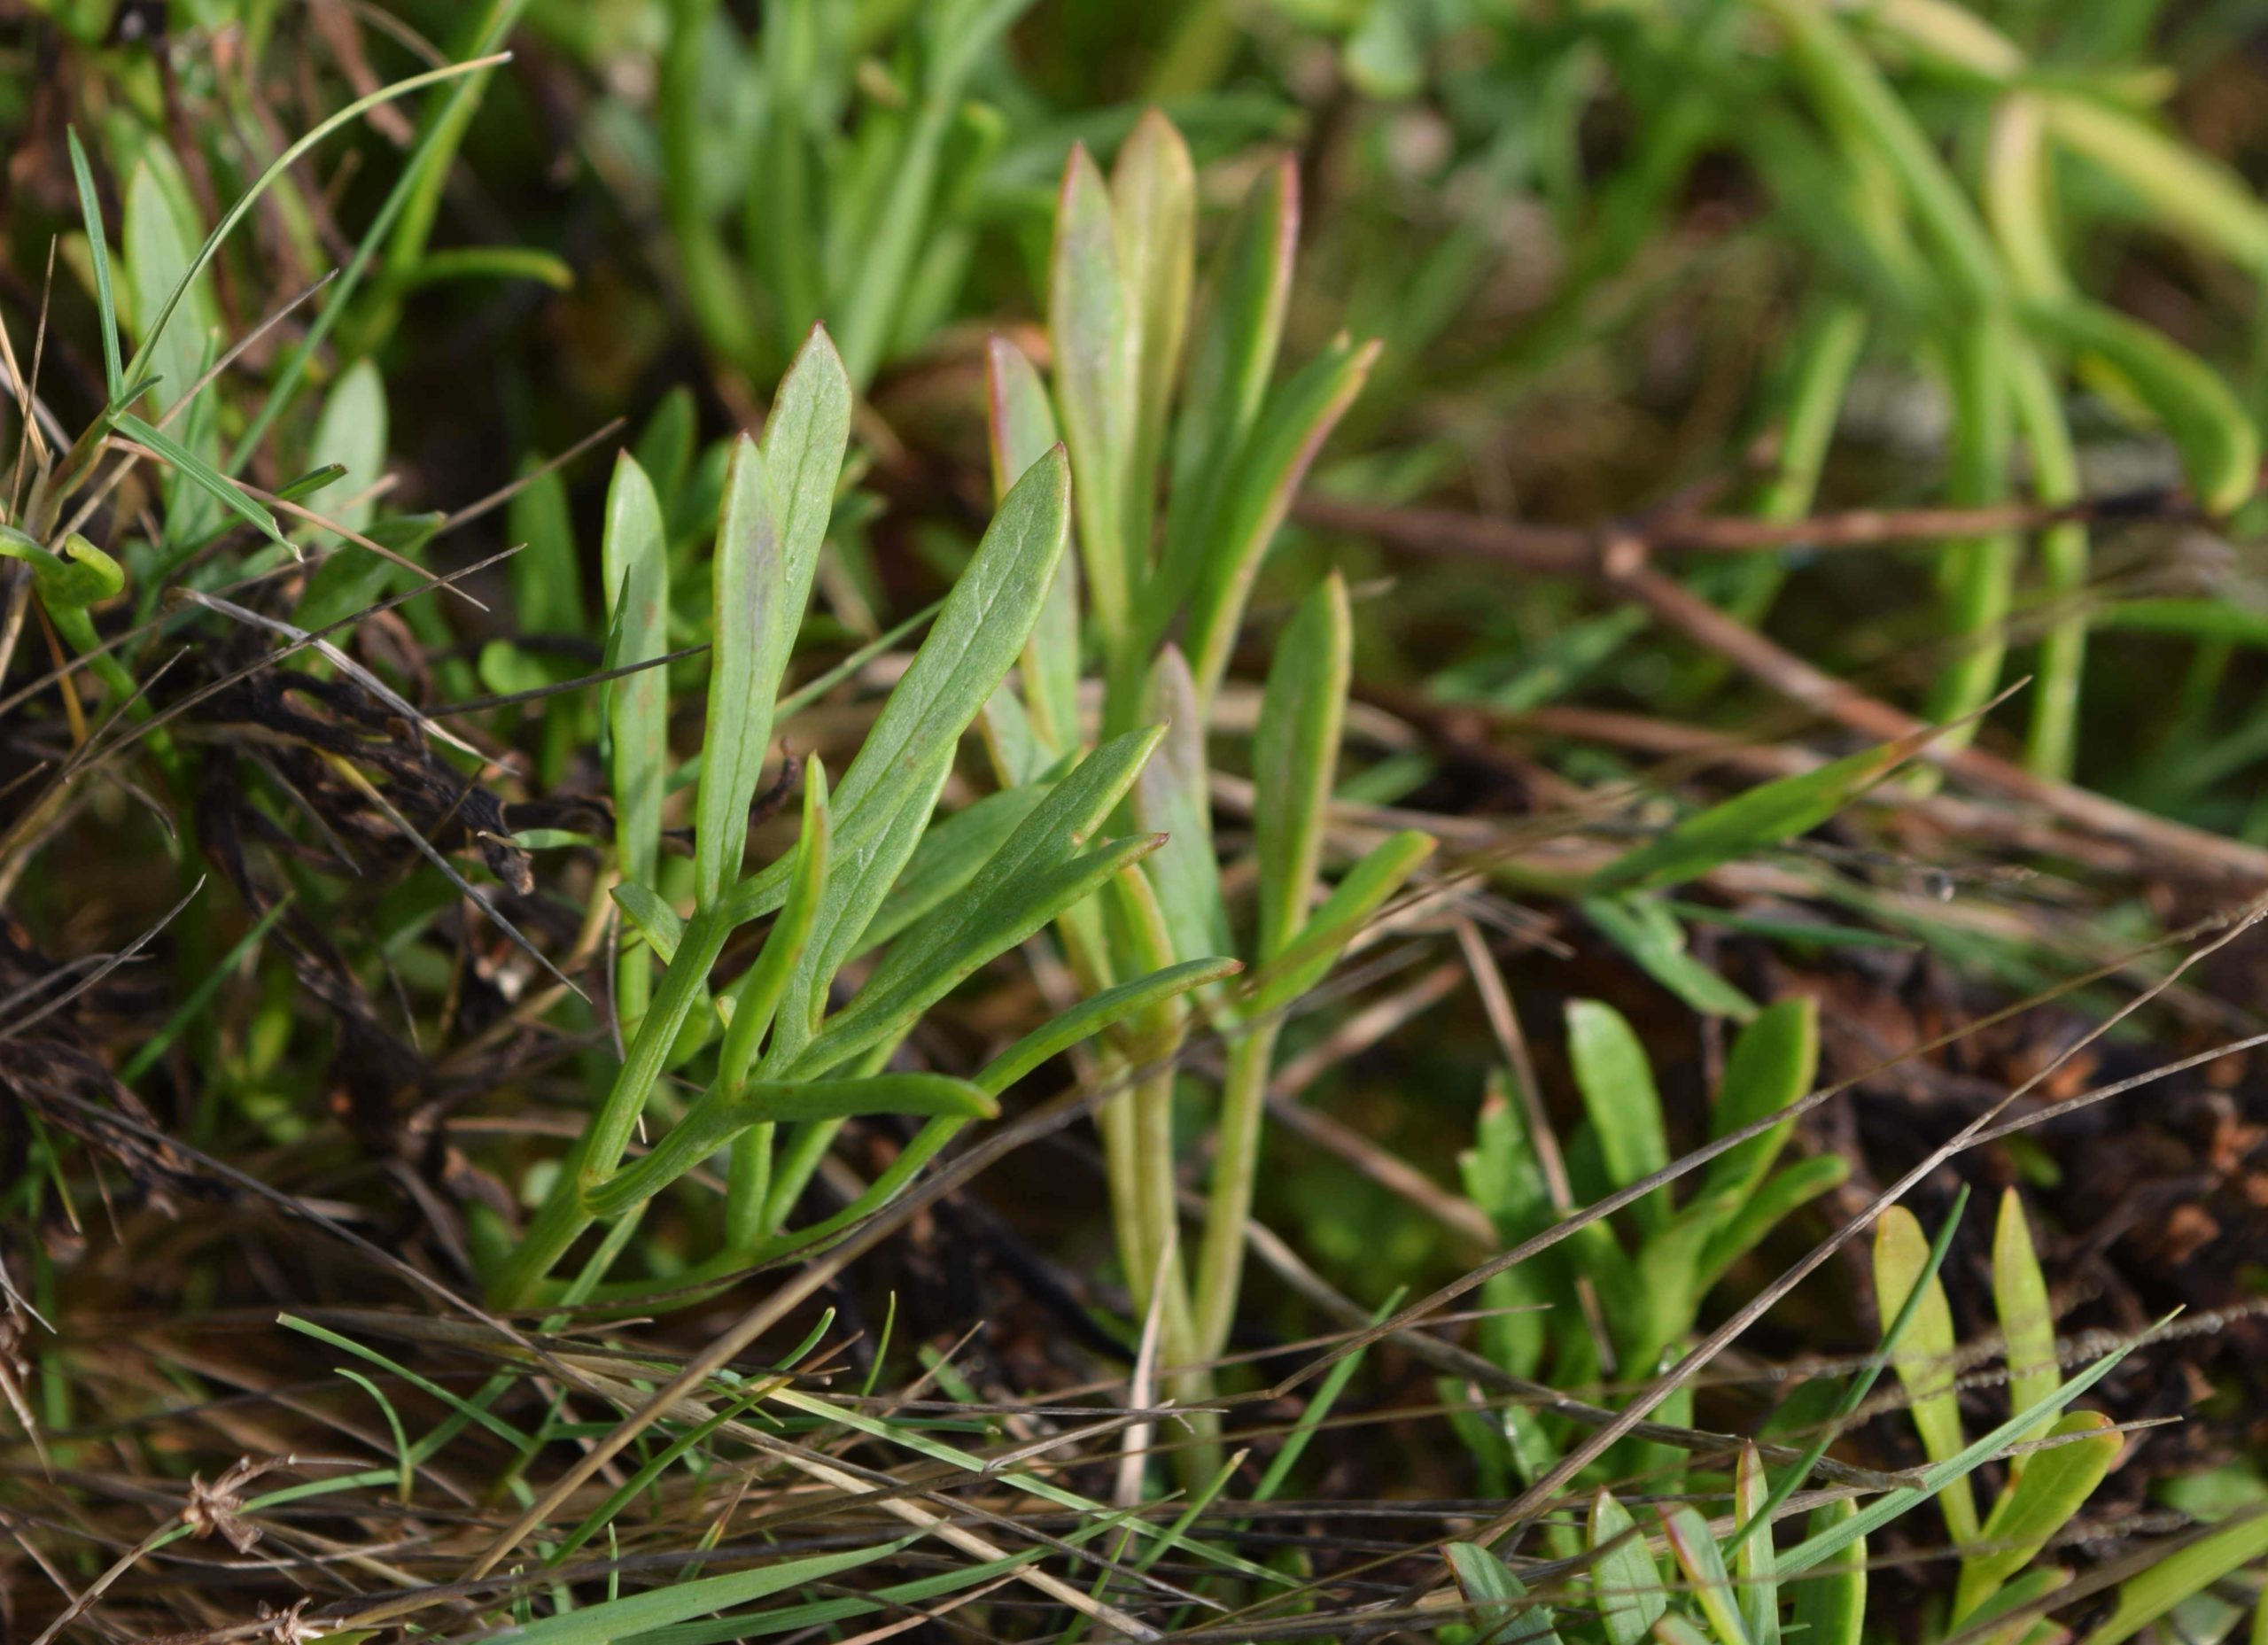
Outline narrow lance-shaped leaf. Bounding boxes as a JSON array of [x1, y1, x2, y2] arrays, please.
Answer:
[[716, 756, 831, 1082], [602, 453, 671, 892], [718, 757, 830, 1253], [1874, 1205, 1981, 1545], [1779, 1323, 2148, 1577], [2087, 1505, 2268, 1645], [759, 446, 1073, 1069], [827, 0, 1029, 388], [1253, 571, 1351, 964], [1051, 144, 1137, 648], [800, 726, 1166, 1071], [1588, 1489, 1666, 1645], [694, 434, 785, 905], [634, 385, 696, 509], [1921, 314, 2016, 747], [1704, 997, 1819, 1205], [1733, 1446, 1781, 1645], [125, 154, 221, 543], [1659, 1505, 1751, 1645], [1110, 108, 1194, 565], [2044, 95, 2268, 271], [1959, 1566, 2076, 1641], [1134, 644, 1231, 976], [984, 335, 1079, 767], [1984, 95, 2069, 301], [1757, 0, 2003, 307], [2008, 337, 2088, 780], [293, 511, 439, 635], [509, 461, 586, 638], [1582, 894, 1760, 1021], [856, 783, 1048, 959], [1788, 1500, 1865, 1645], [307, 360, 389, 537], [1951, 1410, 2119, 1623], [975, 956, 1243, 1098], [1244, 826, 1435, 1018], [587, 1072, 993, 1220], [1445, 1542, 1560, 1645], [1587, 718, 1948, 896], [750, 955, 1244, 1269], [761, 323, 853, 615], [692, 328, 852, 904], [1166, 152, 1297, 560], [1696, 1154, 1848, 1293], [1566, 999, 1672, 1237], [1176, 338, 1379, 701], [1992, 1188, 2060, 1444], [794, 831, 1169, 1081]]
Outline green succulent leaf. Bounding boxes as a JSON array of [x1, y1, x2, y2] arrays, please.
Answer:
[[1874, 1204, 1982, 1545], [1659, 1504, 1751, 1645], [1253, 571, 1352, 965], [1588, 1488, 1666, 1645], [1788, 1500, 1866, 1645], [1953, 1410, 2120, 1624], [1992, 1188, 2061, 1439], [1565, 998, 1672, 1236], [602, 454, 671, 892]]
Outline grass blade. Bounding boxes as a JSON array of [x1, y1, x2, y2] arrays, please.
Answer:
[[66, 128, 121, 399], [501, 1540, 913, 1645], [1587, 720, 1943, 896], [125, 56, 509, 395]]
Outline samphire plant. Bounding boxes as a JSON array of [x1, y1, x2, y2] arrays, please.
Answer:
[[978, 111, 1440, 1416], [1871, 1190, 2124, 1637], [1449, 997, 1845, 1539], [486, 333, 1245, 1306], [1435, 1189, 2141, 1645]]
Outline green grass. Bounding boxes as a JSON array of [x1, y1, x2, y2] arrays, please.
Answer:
[[6, 4, 2268, 1641]]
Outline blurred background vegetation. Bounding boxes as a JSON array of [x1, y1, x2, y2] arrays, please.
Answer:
[[14, 1, 2268, 1639]]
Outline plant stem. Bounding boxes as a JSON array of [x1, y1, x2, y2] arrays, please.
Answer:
[[491, 911, 726, 1307], [1922, 314, 2017, 757], [1099, 1073, 1149, 1305], [2008, 343, 2087, 780], [1192, 1022, 1281, 1360]]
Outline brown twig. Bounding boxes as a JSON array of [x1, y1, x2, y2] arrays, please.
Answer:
[[1296, 485, 2192, 564], [1309, 495, 2268, 886]]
